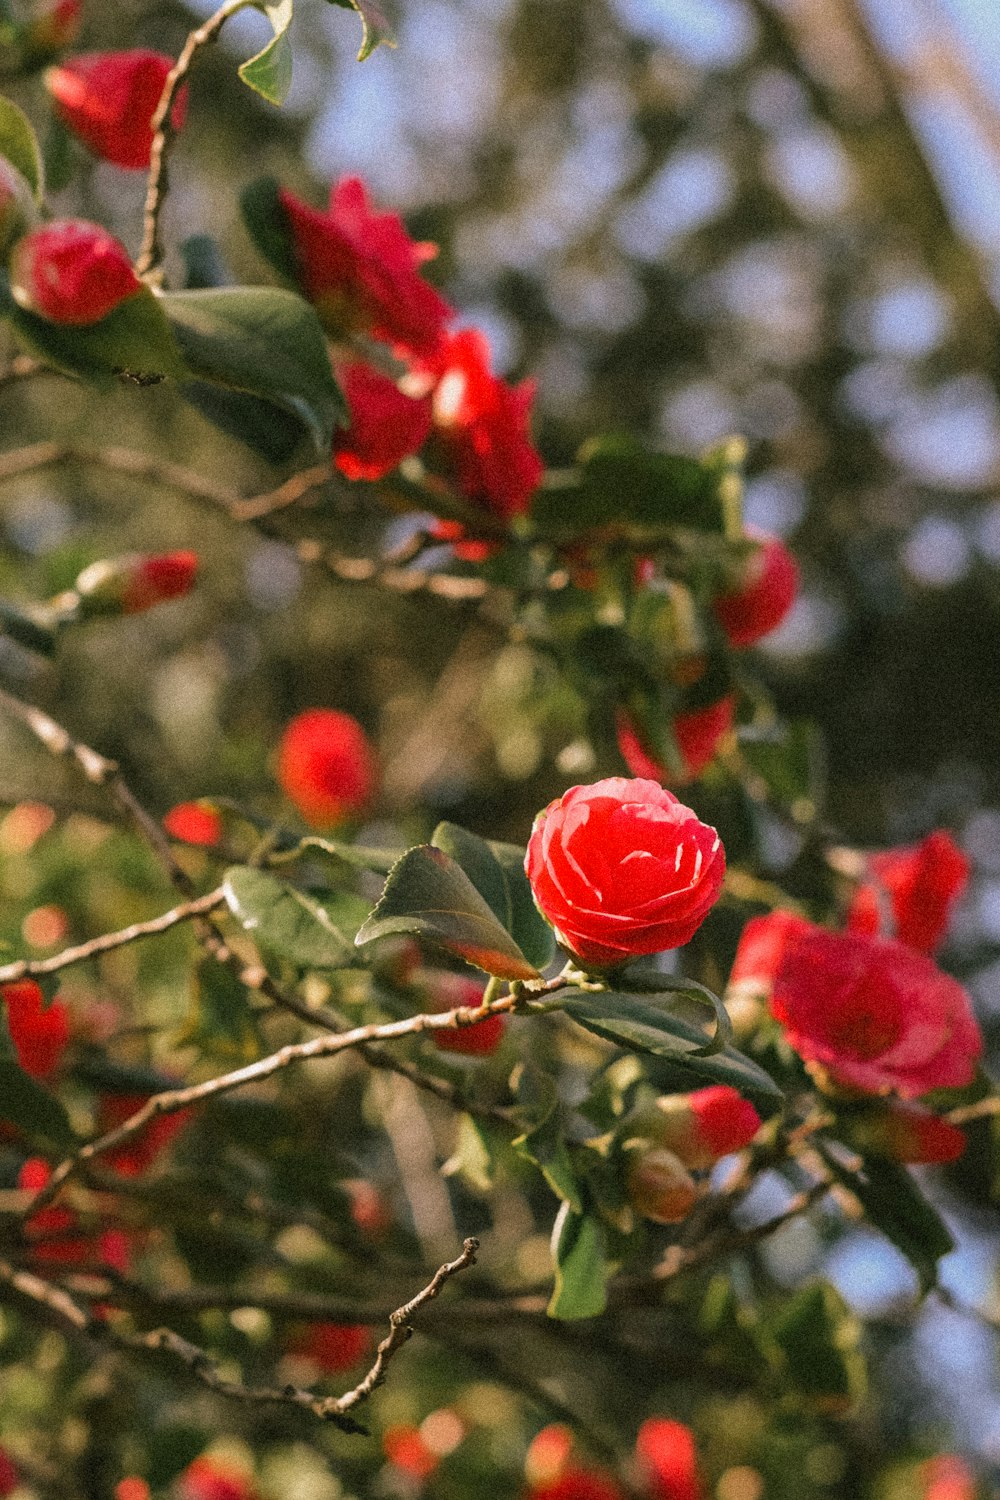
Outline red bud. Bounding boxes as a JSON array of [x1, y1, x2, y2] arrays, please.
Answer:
[[287, 1321, 372, 1373], [713, 530, 799, 648], [630, 1087, 762, 1170], [11, 220, 140, 325], [163, 800, 223, 847], [75, 551, 198, 615], [616, 697, 735, 785], [849, 1102, 967, 1165], [625, 1146, 698, 1224], [22, 0, 82, 59], [425, 970, 507, 1055], [635, 1419, 702, 1500], [276, 708, 377, 828], [45, 50, 186, 170]]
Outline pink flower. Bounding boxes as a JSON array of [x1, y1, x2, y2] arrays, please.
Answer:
[[847, 830, 969, 954], [276, 709, 377, 828], [10, 220, 141, 325], [333, 362, 432, 481], [279, 177, 452, 357], [616, 697, 735, 785], [524, 778, 725, 969], [713, 530, 799, 648], [427, 328, 542, 523], [730, 913, 982, 1097], [45, 51, 186, 170]]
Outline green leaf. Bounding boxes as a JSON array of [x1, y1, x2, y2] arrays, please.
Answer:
[[355, 845, 541, 980], [0, 93, 43, 198], [240, 175, 298, 282], [0, 274, 187, 383], [223, 866, 355, 970], [0, 1004, 73, 1144], [816, 1142, 953, 1294], [442, 1112, 494, 1194], [161, 286, 345, 455], [615, 969, 734, 1054], [325, 0, 395, 61], [290, 836, 401, 875], [559, 992, 783, 1110], [239, 0, 294, 106], [532, 435, 728, 542], [176, 957, 260, 1061], [513, 1066, 582, 1212], [432, 823, 556, 972], [548, 1201, 607, 1319], [771, 1281, 866, 1408]]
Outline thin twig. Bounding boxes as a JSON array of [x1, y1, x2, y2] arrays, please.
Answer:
[[653, 1177, 832, 1283], [136, 0, 251, 279], [0, 890, 225, 985]]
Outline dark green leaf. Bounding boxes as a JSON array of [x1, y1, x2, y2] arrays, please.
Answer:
[[513, 1066, 582, 1212], [816, 1142, 953, 1293], [240, 175, 298, 282], [0, 93, 42, 197], [559, 992, 783, 1109], [161, 286, 345, 455], [285, 835, 401, 875], [532, 435, 728, 542], [181, 382, 305, 463], [355, 845, 541, 980], [240, 0, 294, 106], [442, 1112, 494, 1193], [180, 234, 230, 291], [223, 866, 354, 970], [41, 114, 76, 194], [176, 957, 260, 1061], [325, 0, 395, 60], [615, 970, 734, 1053], [431, 824, 557, 973], [0, 599, 56, 655], [0, 275, 187, 383], [771, 1281, 865, 1407], [548, 1201, 607, 1319]]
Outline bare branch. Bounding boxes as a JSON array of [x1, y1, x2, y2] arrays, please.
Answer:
[[0, 890, 225, 986], [137, 0, 252, 279]]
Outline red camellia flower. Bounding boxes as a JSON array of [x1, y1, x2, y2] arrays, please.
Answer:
[[276, 708, 377, 827], [18, 1157, 131, 1273], [333, 362, 432, 481], [847, 829, 969, 954], [95, 1093, 190, 1177], [425, 971, 507, 1055], [0, 1447, 18, 1498], [163, 800, 223, 847], [616, 698, 736, 785], [632, 1086, 763, 1171], [3, 980, 69, 1078], [279, 176, 452, 356], [382, 1425, 439, 1481], [10, 220, 141, 325], [730, 913, 982, 1097], [524, 778, 725, 969], [176, 1457, 259, 1500], [635, 1419, 702, 1500], [529, 1473, 625, 1500], [850, 1101, 967, 1165], [122, 551, 199, 613], [288, 1320, 372, 1373], [428, 328, 543, 523], [44, 50, 187, 170], [712, 529, 799, 648]]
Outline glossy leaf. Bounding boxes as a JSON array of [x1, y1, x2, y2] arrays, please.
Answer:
[[559, 992, 783, 1109], [355, 844, 540, 980], [0, 93, 42, 197], [176, 957, 260, 1062], [161, 286, 345, 454], [432, 822, 556, 972], [532, 435, 727, 542], [513, 1066, 582, 1212], [548, 1200, 607, 1319], [240, 175, 298, 282], [223, 866, 355, 970], [0, 275, 187, 382], [240, 0, 294, 106], [442, 1112, 494, 1194], [0, 599, 56, 655], [817, 1142, 953, 1293], [325, 0, 395, 60]]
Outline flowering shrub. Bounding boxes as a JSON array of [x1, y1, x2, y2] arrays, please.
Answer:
[[0, 4, 992, 1498]]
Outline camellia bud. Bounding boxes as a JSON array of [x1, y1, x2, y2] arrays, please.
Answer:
[[713, 529, 799, 649], [0, 155, 39, 258], [625, 1145, 699, 1225], [163, 800, 223, 847], [628, 1086, 763, 1172], [276, 708, 377, 828], [0, 1446, 18, 1499], [10, 220, 141, 325], [286, 1320, 372, 1373], [20, 0, 83, 62], [44, 49, 187, 170], [635, 1419, 702, 1500], [74, 551, 199, 616], [616, 697, 736, 785], [847, 1101, 967, 1166]]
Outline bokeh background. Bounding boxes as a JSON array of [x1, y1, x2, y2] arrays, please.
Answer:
[[3, 0, 1000, 1491]]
